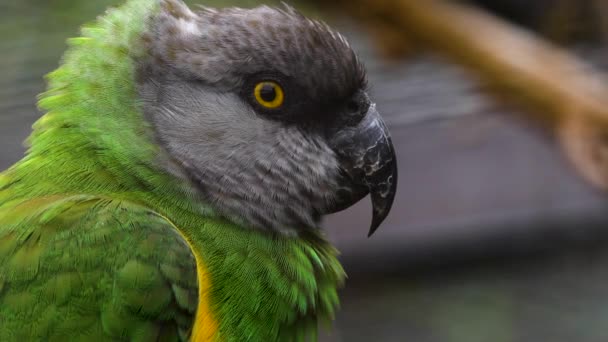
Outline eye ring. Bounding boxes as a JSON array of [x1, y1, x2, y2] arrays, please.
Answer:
[[254, 81, 284, 109]]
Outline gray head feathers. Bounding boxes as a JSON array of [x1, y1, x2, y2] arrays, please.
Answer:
[[137, 0, 372, 234], [142, 0, 365, 97]]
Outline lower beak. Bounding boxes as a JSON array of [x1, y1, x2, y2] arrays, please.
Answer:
[[330, 104, 398, 236]]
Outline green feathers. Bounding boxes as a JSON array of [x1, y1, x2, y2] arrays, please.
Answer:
[[189, 226, 345, 341], [0, 196, 199, 341], [3, 0, 160, 206]]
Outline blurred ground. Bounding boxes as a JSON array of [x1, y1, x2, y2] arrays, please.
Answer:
[[2, 1, 608, 341]]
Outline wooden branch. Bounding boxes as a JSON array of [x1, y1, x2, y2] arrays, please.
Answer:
[[352, 1, 608, 124]]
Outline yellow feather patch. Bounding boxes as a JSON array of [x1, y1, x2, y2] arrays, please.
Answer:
[[157, 214, 218, 341], [189, 251, 218, 342]]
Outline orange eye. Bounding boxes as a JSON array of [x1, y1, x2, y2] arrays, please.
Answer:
[[254, 81, 284, 109]]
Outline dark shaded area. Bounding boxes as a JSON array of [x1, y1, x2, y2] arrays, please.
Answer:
[[471, 0, 561, 27], [2, 1, 608, 341], [468, 0, 603, 42]]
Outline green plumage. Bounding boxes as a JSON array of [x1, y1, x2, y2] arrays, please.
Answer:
[[0, 0, 345, 340], [0, 196, 198, 341]]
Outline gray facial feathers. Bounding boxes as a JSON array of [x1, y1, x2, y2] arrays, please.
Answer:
[[139, 80, 343, 234], [137, 0, 367, 234]]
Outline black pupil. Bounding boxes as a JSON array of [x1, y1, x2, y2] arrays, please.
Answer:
[[260, 84, 277, 102]]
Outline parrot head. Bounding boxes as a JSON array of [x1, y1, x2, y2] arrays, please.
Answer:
[[137, 0, 397, 236]]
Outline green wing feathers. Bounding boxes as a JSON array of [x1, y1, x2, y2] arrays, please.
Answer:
[[0, 195, 198, 341]]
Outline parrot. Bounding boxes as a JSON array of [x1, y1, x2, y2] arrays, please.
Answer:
[[0, 0, 397, 340]]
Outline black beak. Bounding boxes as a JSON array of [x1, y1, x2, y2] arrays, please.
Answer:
[[330, 104, 398, 237]]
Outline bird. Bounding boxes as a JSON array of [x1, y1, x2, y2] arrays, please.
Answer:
[[0, 0, 397, 340]]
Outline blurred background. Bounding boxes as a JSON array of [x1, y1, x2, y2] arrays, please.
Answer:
[[3, 0, 608, 341]]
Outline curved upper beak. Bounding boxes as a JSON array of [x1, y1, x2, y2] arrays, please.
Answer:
[[330, 104, 398, 236]]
